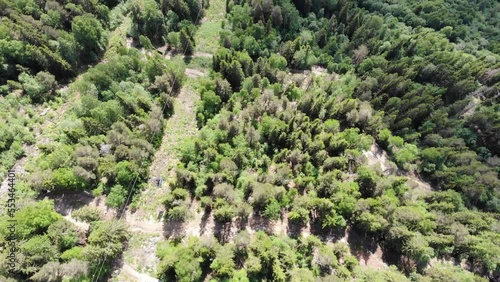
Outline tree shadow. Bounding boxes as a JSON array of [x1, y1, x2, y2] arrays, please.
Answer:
[[380, 243, 404, 269], [183, 56, 193, 65], [163, 219, 185, 239], [286, 220, 304, 238], [157, 210, 165, 221], [214, 220, 233, 244], [309, 219, 345, 241], [199, 209, 211, 236], [346, 227, 378, 264], [237, 217, 248, 231], [248, 214, 272, 235], [109, 244, 126, 281], [41, 191, 94, 216]]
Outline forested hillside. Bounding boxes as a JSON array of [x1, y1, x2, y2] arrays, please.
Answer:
[[0, 0, 199, 280], [158, 0, 500, 280], [0, 0, 499, 281]]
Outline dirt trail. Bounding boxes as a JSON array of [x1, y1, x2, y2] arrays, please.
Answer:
[[407, 173, 432, 192], [112, 1, 334, 279], [165, 51, 210, 78], [185, 68, 207, 78], [121, 263, 159, 282], [133, 84, 200, 221], [126, 216, 164, 234], [48, 190, 163, 234], [0, 152, 29, 196], [164, 51, 214, 60], [363, 143, 433, 193], [161, 201, 310, 242], [113, 81, 200, 281], [120, 204, 303, 239], [61, 142, 434, 279], [363, 143, 391, 174]]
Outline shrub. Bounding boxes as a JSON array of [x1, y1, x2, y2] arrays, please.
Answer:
[[72, 206, 102, 223]]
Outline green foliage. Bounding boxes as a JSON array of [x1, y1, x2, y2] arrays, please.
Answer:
[[0, 0, 110, 85], [213, 200, 236, 222], [165, 0, 500, 279], [47, 219, 79, 251], [157, 238, 205, 282], [105, 184, 127, 208], [356, 166, 379, 198], [0, 199, 61, 239], [18, 71, 57, 102], [72, 15, 107, 61], [210, 244, 236, 277], [157, 230, 363, 281], [180, 26, 196, 55], [467, 104, 500, 156], [3, 0, 499, 280], [424, 262, 488, 282], [30, 259, 89, 282], [268, 54, 288, 71], [60, 247, 85, 261], [0, 0, 200, 280], [18, 235, 60, 275], [139, 35, 154, 50], [84, 220, 128, 263], [352, 265, 410, 282], [263, 198, 281, 220], [47, 167, 87, 191], [164, 188, 191, 221], [129, 0, 166, 45], [353, 197, 391, 233], [197, 88, 222, 126]]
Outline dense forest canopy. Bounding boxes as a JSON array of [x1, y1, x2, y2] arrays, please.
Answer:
[[0, 0, 499, 281]]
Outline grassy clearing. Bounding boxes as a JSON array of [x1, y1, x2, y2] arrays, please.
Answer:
[[185, 56, 213, 70], [194, 0, 226, 54], [123, 232, 161, 274], [133, 82, 200, 220], [112, 232, 160, 281]]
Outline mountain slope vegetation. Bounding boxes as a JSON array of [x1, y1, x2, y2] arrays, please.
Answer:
[[0, 0, 498, 281]]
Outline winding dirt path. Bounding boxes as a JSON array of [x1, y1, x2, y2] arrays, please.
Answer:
[[164, 51, 213, 60], [121, 263, 159, 282], [185, 68, 207, 78]]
